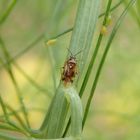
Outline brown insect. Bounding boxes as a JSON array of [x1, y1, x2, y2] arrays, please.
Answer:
[[61, 49, 82, 85]]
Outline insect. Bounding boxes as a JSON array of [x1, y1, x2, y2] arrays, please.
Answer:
[[61, 49, 82, 85]]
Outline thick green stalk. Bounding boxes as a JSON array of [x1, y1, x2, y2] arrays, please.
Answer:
[[68, 0, 101, 75], [63, 0, 101, 136]]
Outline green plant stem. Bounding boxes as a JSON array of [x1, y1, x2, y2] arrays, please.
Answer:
[[13, 62, 52, 97], [0, 0, 17, 25], [0, 131, 31, 140], [46, 28, 73, 42], [6, 104, 28, 130], [0, 0, 30, 129], [99, 0, 124, 17], [79, 0, 113, 98], [0, 37, 30, 129], [123, 0, 140, 27], [0, 95, 9, 122], [47, 0, 124, 42], [0, 107, 46, 119], [63, 0, 113, 136], [47, 47, 57, 91], [0, 122, 29, 136], [0, 95, 28, 135], [63, 0, 112, 136], [0, 122, 18, 131], [0, 33, 44, 69], [0, 0, 124, 70], [82, 0, 136, 128]]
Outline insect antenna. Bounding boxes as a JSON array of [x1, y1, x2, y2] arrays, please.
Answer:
[[67, 48, 73, 56], [67, 48, 83, 57], [74, 49, 83, 57]]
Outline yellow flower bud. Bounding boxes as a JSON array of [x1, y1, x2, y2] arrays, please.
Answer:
[[101, 25, 107, 35], [106, 15, 112, 26], [46, 39, 57, 46]]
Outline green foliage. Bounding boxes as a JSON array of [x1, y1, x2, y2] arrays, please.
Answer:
[[40, 83, 69, 138], [68, 0, 101, 75], [123, 0, 140, 27], [0, 0, 138, 139]]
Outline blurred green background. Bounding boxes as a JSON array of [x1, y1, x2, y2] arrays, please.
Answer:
[[0, 0, 140, 140]]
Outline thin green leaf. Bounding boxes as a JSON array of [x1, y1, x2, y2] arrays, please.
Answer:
[[0, 94, 9, 121], [13, 62, 52, 97], [6, 104, 28, 131], [45, 0, 124, 42], [45, 28, 73, 43], [0, 37, 30, 129], [123, 0, 140, 26], [47, 47, 57, 91], [0, 0, 17, 24], [0, 123, 18, 131], [79, 0, 113, 98], [0, 89, 26, 133], [0, 0, 123, 70], [83, 0, 137, 127], [137, 0, 140, 15], [0, 33, 44, 69], [0, 132, 29, 140], [44, 0, 72, 92], [0, 122, 28, 135], [99, 0, 124, 17], [0, 132, 80, 140]]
